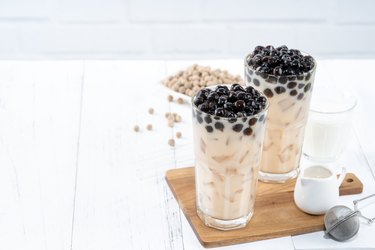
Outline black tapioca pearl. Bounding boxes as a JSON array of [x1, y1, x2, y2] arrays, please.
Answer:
[[246, 75, 252, 83], [231, 84, 244, 92], [204, 115, 212, 124], [297, 75, 304, 80], [297, 93, 304, 100], [232, 124, 243, 132], [259, 114, 265, 122], [237, 112, 246, 118], [248, 69, 254, 75], [253, 78, 260, 86], [197, 115, 203, 124], [304, 83, 311, 92], [228, 117, 237, 123], [205, 126, 213, 133], [224, 102, 234, 111], [279, 76, 288, 84], [243, 127, 253, 136], [194, 96, 205, 106], [274, 86, 286, 94], [198, 103, 209, 113], [207, 92, 219, 102], [192, 110, 196, 117], [273, 66, 282, 76], [214, 122, 224, 132], [256, 96, 267, 104], [236, 92, 246, 100], [290, 90, 298, 96], [234, 100, 245, 111], [298, 83, 304, 89], [287, 82, 297, 89], [305, 73, 311, 81], [288, 76, 297, 81], [242, 117, 247, 122], [267, 76, 277, 83], [214, 116, 220, 120], [263, 88, 274, 98], [260, 72, 268, 80], [249, 117, 257, 126]]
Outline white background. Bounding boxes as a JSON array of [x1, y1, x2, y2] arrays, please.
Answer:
[[0, 0, 375, 59]]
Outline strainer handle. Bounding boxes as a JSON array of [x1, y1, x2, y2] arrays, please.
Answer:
[[353, 193, 375, 224]]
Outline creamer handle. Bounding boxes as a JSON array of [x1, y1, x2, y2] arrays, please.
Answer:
[[337, 167, 347, 187]]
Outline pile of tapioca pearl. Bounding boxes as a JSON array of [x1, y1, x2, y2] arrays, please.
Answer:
[[133, 95, 185, 147], [162, 64, 243, 97]]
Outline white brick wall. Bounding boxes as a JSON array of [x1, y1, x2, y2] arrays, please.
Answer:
[[0, 0, 374, 59]]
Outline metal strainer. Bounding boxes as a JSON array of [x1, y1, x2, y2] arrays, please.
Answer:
[[324, 194, 375, 241]]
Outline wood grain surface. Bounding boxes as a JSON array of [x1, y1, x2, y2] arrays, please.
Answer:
[[165, 167, 363, 248]]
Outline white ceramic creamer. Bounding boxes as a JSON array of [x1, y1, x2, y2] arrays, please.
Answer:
[[294, 165, 346, 215]]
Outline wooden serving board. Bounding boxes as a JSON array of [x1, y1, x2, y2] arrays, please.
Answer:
[[165, 167, 363, 248]]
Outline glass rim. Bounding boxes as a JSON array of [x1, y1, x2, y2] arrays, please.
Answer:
[[191, 84, 270, 120], [310, 97, 357, 115], [244, 50, 317, 78]]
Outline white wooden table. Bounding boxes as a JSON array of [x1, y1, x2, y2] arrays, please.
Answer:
[[0, 60, 374, 250]]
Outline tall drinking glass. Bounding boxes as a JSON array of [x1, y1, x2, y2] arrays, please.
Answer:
[[245, 51, 316, 183], [192, 84, 269, 230]]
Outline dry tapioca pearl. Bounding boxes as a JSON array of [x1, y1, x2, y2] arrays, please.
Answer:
[[253, 78, 260, 86], [175, 115, 182, 122], [263, 88, 274, 98], [146, 124, 153, 131], [305, 73, 311, 81], [297, 93, 304, 100], [168, 120, 174, 127], [279, 76, 287, 84], [148, 108, 154, 114], [168, 138, 175, 147], [133, 125, 140, 132], [177, 97, 184, 104], [197, 115, 203, 124], [287, 82, 297, 89], [232, 124, 243, 132], [290, 90, 298, 96], [274, 86, 286, 94], [214, 122, 224, 131], [205, 126, 213, 133], [204, 115, 212, 124], [248, 117, 257, 126], [243, 127, 253, 136], [176, 131, 182, 138], [167, 95, 174, 102], [298, 83, 304, 89], [304, 83, 311, 92]]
